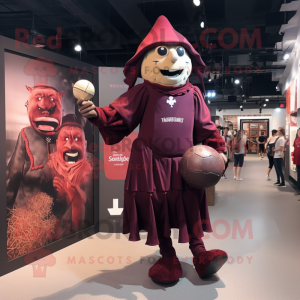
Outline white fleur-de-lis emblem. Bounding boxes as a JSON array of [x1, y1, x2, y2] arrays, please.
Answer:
[[46, 137, 51, 143], [167, 96, 176, 107]]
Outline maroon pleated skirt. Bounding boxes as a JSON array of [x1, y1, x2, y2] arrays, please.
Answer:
[[122, 143, 212, 245]]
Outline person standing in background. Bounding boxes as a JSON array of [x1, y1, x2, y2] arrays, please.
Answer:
[[233, 130, 247, 181], [273, 127, 286, 187], [245, 136, 250, 151], [257, 132, 266, 159], [221, 127, 231, 179], [265, 130, 278, 181], [292, 128, 300, 197]]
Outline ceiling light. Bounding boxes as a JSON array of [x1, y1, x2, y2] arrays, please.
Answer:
[[263, 104, 267, 107], [33, 43, 46, 48], [276, 108, 280, 111], [200, 21, 204, 28], [75, 44, 82, 52], [207, 91, 216, 98], [265, 98, 269, 101], [208, 100, 211, 104], [208, 78, 212, 82], [240, 105, 243, 108], [193, 0, 200, 6], [234, 79, 240, 84], [283, 53, 289, 60]]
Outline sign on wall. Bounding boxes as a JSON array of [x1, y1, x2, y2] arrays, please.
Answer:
[[97, 68, 142, 233]]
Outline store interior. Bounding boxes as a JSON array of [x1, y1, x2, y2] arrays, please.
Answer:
[[0, 0, 300, 300]]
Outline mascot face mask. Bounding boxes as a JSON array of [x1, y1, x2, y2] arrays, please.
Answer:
[[141, 44, 192, 86], [57, 126, 87, 165], [123, 16, 206, 92], [26, 85, 64, 135]]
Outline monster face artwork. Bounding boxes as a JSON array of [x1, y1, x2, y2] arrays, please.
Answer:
[[56, 126, 87, 166], [5, 51, 96, 261], [6, 84, 64, 209], [25, 85, 64, 135], [42, 115, 93, 238]]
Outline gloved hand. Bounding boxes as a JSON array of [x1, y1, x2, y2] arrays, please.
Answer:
[[77, 99, 97, 119]]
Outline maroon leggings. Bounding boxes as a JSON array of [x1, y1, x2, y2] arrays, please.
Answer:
[[158, 230, 206, 258]]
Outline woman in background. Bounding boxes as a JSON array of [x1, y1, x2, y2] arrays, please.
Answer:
[[273, 127, 286, 187], [221, 127, 231, 179], [265, 130, 278, 181], [257, 132, 266, 159], [233, 130, 247, 181]]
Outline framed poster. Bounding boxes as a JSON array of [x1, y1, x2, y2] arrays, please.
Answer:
[[243, 123, 249, 130], [259, 123, 267, 130], [0, 35, 99, 276], [250, 123, 258, 129], [250, 130, 258, 136]]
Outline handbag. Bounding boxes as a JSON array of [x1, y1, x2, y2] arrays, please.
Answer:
[[266, 137, 279, 157]]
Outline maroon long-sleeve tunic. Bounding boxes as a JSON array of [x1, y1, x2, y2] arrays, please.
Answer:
[[89, 80, 226, 245]]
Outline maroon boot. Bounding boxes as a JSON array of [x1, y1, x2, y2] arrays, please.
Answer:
[[148, 256, 183, 283], [193, 250, 228, 279]]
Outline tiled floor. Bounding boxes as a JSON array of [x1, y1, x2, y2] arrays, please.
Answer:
[[1, 155, 300, 300]]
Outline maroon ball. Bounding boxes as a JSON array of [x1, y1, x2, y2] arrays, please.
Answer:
[[180, 145, 225, 189]]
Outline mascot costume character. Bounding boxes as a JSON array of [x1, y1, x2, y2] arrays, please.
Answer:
[[78, 16, 228, 284]]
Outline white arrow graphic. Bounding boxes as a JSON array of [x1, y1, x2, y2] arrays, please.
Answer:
[[107, 198, 123, 216]]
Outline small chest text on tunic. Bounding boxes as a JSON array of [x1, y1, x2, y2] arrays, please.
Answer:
[[161, 117, 184, 123]]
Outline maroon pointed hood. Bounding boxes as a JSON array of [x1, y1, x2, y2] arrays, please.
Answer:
[[123, 15, 206, 93]]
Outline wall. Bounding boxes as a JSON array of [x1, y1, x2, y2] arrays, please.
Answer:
[[272, 107, 287, 130]]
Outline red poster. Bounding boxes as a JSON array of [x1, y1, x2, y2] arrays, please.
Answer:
[[286, 86, 291, 114], [5, 52, 95, 261], [104, 131, 138, 180]]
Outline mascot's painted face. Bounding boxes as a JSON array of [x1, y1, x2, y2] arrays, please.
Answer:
[[26, 85, 64, 135], [57, 126, 87, 165], [141, 44, 192, 86]]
